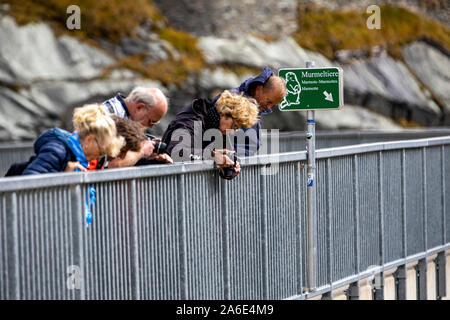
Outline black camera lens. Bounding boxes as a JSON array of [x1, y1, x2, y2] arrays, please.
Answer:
[[221, 152, 237, 180], [153, 140, 167, 154]]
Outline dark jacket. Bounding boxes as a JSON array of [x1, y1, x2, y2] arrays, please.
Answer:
[[213, 67, 274, 156], [161, 98, 226, 161], [237, 66, 274, 99], [212, 67, 274, 104], [22, 128, 76, 175]]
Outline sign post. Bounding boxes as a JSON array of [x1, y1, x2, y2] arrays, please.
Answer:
[[278, 62, 343, 293]]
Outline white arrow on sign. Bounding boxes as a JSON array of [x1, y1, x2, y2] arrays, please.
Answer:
[[323, 91, 333, 102]]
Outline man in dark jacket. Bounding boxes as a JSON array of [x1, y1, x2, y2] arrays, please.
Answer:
[[161, 90, 259, 178], [162, 98, 222, 159], [213, 67, 286, 156]]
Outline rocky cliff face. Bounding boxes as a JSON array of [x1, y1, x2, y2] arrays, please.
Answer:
[[303, 0, 449, 27], [0, 1, 449, 142], [152, 0, 298, 39]]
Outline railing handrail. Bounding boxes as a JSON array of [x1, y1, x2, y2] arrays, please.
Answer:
[[271, 128, 450, 138], [1, 135, 449, 192], [2, 128, 450, 151]]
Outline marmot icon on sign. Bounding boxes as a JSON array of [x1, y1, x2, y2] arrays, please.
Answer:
[[280, 72, 301, 109]]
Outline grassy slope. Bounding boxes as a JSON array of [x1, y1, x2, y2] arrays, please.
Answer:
[[294, 4, 450, 60], [3, 0, 163, 42]]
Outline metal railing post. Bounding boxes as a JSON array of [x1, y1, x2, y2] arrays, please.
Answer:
[[321, 292, 332, 300], [306, 60, 317, 292], [326, 158, 333, 299], [442, 146, 446, 246], [6, 192, 19, 300], [260, 169, 269, 299], [128, 179, 140, 300], [295, 161, 303, 295], [415, 258, 427, 300], [435, 251, 446, 300], [70, 184, 84, 300], [177, 174, 188, 300], [374, 151, 385, 300], [353, 154, 360, 288], [394, 265, 407, 300], [346, 281, 360, 300], [220, 179, 230, 300]]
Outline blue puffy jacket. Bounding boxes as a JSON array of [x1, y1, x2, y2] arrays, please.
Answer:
[[22, 128, 76, 175]]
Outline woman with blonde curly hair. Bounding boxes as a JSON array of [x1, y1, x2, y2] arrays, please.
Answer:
[[21, 104, 125, 175], [161, 90, 259, 179]]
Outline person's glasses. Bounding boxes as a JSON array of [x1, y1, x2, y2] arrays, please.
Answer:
[[149, 119, 160, 125]]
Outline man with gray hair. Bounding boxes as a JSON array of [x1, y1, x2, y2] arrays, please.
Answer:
[[102, 87, 171, 164], [103, 87, 168, 129]]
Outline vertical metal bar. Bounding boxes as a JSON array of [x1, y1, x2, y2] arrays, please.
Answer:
[[70, 184, 84, 300], [422, 148, 428, 252], [128, 179, 140, 300], [260, 168, 269, 299], [394, 265, 407, 300], [402, 150, 407, 258], [295, 162, 303, 295], [177, 174, 187, 300], [346, 281, 360, 300], [441, 146, 446, 245], [326, 158, 333, 299], [6, 192, 19, 300], [353, 155, 360, 276], [374, 151, 385, 300], [306, 60, 317, 291], [435, 251, 446, 300], [221, 179, 230, 300], [415, 258, 427, 300]]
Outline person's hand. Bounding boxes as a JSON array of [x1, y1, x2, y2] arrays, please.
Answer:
[[218, 159, 241, 178], [213, 149, 235, 168], [154, 153, 174, 164], [65, 161, 87, 172], [140, 140, 155, 158], [233, 160, 241, 176]]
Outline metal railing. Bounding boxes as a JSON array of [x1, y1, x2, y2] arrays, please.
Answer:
[[0, 135, 449, 299], [2, 129, 450, 177], [270, 128, 450, 153]]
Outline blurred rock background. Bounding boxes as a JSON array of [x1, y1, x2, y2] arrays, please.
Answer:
[[0, 0, 448, 141]]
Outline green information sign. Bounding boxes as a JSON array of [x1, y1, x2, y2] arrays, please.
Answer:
[[278, 67, 344, 111]]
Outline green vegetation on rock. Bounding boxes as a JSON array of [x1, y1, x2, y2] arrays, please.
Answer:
[[294, 4, 450, 60], [3, 0, 206, 86], [2, 0, 164, 42]]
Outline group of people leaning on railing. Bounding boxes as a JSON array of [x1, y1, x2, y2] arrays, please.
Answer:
[[5, 67, 287, 180]]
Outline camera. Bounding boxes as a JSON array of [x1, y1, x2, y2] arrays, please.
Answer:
[[153, 140, 167, 154], [221, 151, 238, 180], [145, 132, 167, 155]]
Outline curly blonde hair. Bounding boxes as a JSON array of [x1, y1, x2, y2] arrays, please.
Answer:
[[73, 104, 125, 158], [215, 91, 259, 129]]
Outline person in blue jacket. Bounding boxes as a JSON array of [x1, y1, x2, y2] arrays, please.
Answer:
[[21, 104, 125, 175], [213, 67, 287, 156]]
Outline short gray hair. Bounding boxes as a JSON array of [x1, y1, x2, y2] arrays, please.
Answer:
[[127, 87, 157, 110]]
